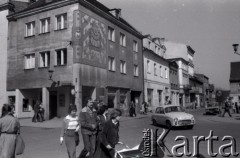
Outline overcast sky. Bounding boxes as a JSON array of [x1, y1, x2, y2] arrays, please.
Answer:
[[99, 0, 240, 90]]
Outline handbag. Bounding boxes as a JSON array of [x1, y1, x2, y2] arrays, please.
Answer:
[[75, 132, 79, 146], [15, 134, 25, 155]]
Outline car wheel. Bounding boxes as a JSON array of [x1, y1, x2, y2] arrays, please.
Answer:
[[152, 119, 157, 126], [166, 120, 172, 129], [188, 125, 194, 129]]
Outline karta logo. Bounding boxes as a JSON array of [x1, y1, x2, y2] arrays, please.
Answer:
[[142, 129, 239, 157]]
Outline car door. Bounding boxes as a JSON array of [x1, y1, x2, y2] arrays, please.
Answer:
[[155, 107, 165, 125]]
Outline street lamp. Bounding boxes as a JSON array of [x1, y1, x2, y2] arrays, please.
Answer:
[[48, 69, 60, 86], [232, 44, 240, 55]]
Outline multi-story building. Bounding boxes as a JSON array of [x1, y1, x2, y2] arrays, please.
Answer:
[[0, 0, 29, 116], [143, 35, 170, 108], [164, 40, 191, 107], [169, 61, 180, 105], [7, 0, 143, 119], [195, 73, 210, 108], [230, 62, 240, 105]]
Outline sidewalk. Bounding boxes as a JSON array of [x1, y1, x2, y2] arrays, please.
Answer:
[[19, 113, 152, 128], [206, 112, 240, 124]]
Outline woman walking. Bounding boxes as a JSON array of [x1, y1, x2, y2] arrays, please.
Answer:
[[94, 105, 109, 158], [100, 109, 123, 158], [0, 104, 20, 158], [60, 104, 80, 158]]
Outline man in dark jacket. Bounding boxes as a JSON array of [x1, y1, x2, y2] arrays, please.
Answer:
[[222, 97, 232, 117], [78, 99, 98, 158]]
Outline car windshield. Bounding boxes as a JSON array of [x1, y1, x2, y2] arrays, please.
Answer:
[[164, 106, 180, 113]]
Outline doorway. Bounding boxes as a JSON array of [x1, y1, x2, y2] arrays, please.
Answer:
[[49, 91, 57, 119]]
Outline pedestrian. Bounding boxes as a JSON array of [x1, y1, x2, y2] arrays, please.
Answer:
[[222, 98, 232, 117], [235, 102, 239, 114], [32, 100, 43, 122], [0, 104, 20, 158], [94, 105, 109, 158], [78, 98, 98, 158], [140, 102, 145, 114], [144, 102, 148, 114], [131, 101, 137, 117], [60, 104, 80, 158], [100, 109, 123, 158]]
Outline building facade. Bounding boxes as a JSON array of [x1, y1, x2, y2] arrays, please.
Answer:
[[143, 36, 170, 108], [169, 61, 180, 105], [164, 40, 191, 107], [230, 62, 240, 105], [0, 0, 29, 116], [7, 0, 143, 119]]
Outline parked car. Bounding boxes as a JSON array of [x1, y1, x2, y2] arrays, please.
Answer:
[[151, 105, 195, 129]]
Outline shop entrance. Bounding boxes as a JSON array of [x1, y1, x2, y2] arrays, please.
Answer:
[[49, 91, 57, 119]]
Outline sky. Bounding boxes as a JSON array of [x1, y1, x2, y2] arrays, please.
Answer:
[[99, 0, 240, 90]]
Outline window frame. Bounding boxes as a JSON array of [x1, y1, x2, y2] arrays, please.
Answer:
[[108, 27, 115, 42], [55, 13, 67, 30], [55, 48, 67, 66], [134, 64, 139, 77], [120, 60, 126, 74], [39, 51, 50, 68], [24, 53, 35, 69], [25, 21, 35, 37], [40, 17, 50, 34], [108, 56, 115, 71], [154, 63, 157, 76], [120, 32, 126, 47], [147, 60, 151, 74], [133, 40, 138, 52]]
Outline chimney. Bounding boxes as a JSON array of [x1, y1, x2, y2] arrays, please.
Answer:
[[109, 8, 121, 19], [159, 38, 165, 45]]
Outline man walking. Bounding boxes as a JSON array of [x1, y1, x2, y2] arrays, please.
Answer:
[[222, 97, 232, 117], [78, 98, 98, 158]]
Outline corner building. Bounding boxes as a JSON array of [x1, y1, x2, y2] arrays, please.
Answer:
[[7, 0, 143, 119]]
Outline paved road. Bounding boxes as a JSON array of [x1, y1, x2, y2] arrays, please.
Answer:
[[17, 110, 240, 158]]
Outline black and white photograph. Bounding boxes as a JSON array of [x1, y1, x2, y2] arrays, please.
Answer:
[[0, 0, 240, 158]]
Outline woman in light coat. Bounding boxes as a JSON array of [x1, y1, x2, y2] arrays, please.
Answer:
[[0, 104, 20, 158]]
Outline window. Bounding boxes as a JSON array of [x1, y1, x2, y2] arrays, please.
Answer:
[[56, 13, 67, 30], [108, 57, 115, 71], [55, 48, 67, 66], [154, 63, 157, 75], [24, 54, 35, 69], [165, 68, 168, 79], [25, 21, 35, 37], [120, 33, 126, 46], [134, 65, 139, 77], [160, 66, 162, 77], [120, 60, 126, 74], [147, 60, 150, 73], [134, 52, 138, 61], [148, 41, 151, 49], [40, 18, 50, 34], [155, 45, 158, 54], [108, 27, 115, 41], [23, 99, 31, 112], [133, 40, 138, 52], [39, 51, 50, 68]]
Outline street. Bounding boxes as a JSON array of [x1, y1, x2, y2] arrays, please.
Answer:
[[18, 110, 240, 158]]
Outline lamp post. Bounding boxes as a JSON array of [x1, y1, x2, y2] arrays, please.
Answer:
[[232, 44, 240, 55], [48, 69, 60, 86]]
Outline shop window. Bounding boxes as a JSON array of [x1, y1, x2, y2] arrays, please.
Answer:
[[23, 99, 31, 112]]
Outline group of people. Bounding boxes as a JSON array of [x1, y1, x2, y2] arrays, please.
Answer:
[[60, 98, 123, 158], [32, 100, 45, 122], [0, 104, 20, 158]]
